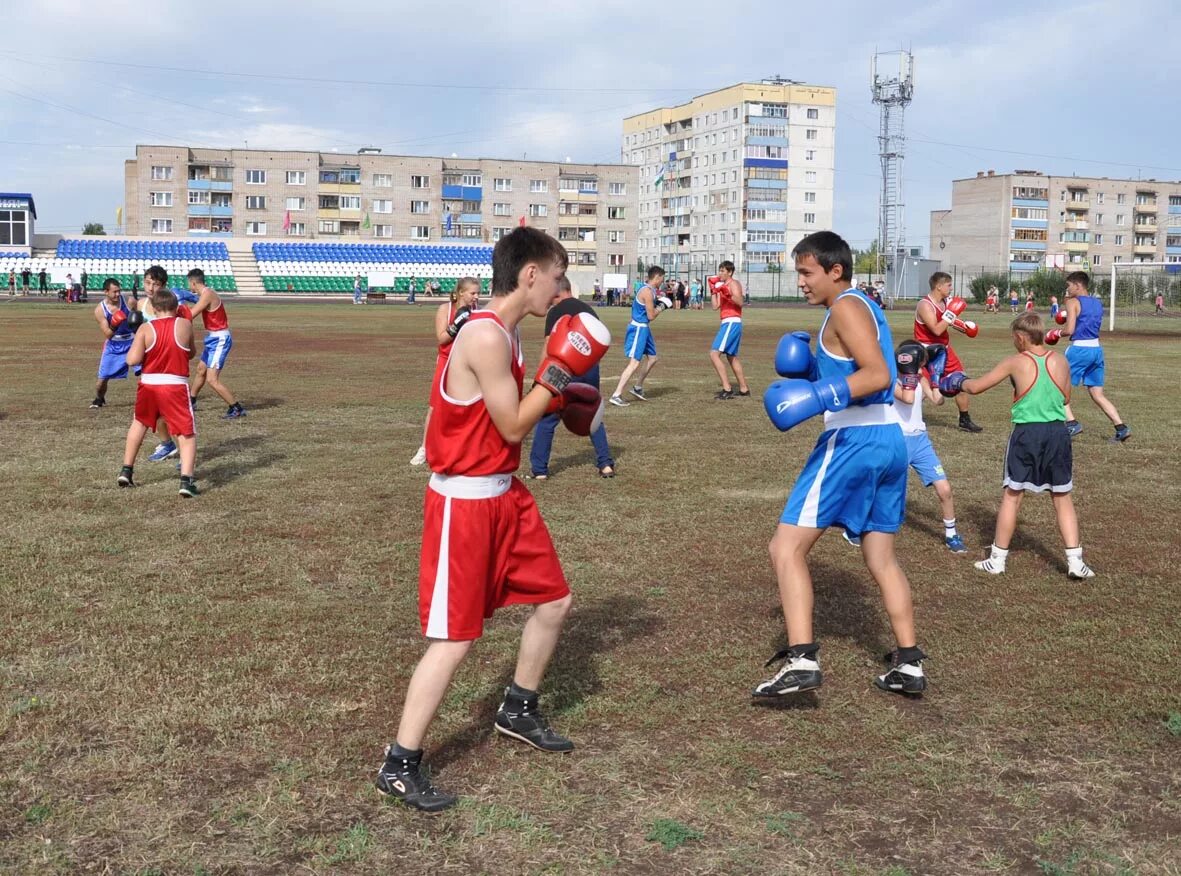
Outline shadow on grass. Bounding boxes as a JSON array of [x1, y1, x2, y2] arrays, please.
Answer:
[[429, 594, 662, 771], [959, 500, 1065, 571], [201, 450, 286, 487], [762, 558, 889, 659], [201, 433, 267, 462], [243, 397, 285, 411], [547, 443, 626, 476]]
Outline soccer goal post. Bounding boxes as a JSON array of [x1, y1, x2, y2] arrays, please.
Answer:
[[1108, 261, 1181, 331]]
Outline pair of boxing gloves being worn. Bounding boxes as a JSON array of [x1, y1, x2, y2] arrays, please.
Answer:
[[534, 313, 613, 437], [109, 306, 189, 332]]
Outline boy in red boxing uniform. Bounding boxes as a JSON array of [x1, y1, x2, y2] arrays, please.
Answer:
[[374, 227, 611, 812], [117, 288, 198, 497]]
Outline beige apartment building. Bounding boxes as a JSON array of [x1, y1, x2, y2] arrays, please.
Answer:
[[622, 79, 836, 277], [930, 170, 1181, 275], [124, 146, 638, 272]]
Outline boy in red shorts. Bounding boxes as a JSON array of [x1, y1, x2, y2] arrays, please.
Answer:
[[375, 227, 611, 812], [117, 288, 199, 497]]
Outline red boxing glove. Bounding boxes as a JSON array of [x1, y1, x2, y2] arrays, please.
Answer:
[[1045, 329, 1062, 345], [543, 384, 604, 436], [950, 317, 979, 338], [1055, 310, 1068, 325], [109, 310, 127, 329], [177, 303, 193, 320], [534, 312, 612, 395], [942, 297, 968, 321]]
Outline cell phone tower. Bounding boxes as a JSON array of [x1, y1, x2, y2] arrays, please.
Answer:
[[872, 50, 914, 279]]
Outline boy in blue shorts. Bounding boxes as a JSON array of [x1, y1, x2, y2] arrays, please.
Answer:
[[608, 266, 672, 407], [1044, 271, 1129, 442], [90, 278, 138, 409], [708, 260, 751, 400], [757, 231, 927, 698]]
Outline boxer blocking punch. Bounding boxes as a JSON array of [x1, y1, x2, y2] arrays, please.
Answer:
[[915, 272, 984, 433]]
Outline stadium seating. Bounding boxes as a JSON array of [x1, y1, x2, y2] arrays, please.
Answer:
[[253, 242, 492, 293]]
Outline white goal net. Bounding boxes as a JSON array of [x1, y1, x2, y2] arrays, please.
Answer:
[[1108, 261, 1181, 331]]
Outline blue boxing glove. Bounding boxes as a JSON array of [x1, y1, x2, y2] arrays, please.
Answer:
[[764, 377, 852, 432], [926, 344, 948, 383], [938, 371, 966, 397], [774, 331, 817, 378]]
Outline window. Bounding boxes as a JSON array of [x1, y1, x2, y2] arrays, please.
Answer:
[[805, 171, 817, 183], [1117, 193, 1126, 204], [803, 212, 816, 225], [1116, 214, 1125, 226], [286, 171, 305, 185], [607, 206, 626, 220], [579, 179, 598, 193], [492, 227, 511, 240], [373, 173, 392, 187], [460, 226, 482, 239], [149, 191, 173, 207], [493, 202, 511, 216], [1115, 235, 1125, 245], [1094, 234, 1103, 244], [287, 222, 306, 236], [372, 199, 392, 214], [188, 190, 210, 205], [411, 175, 430, 189], [151, 165, 173, 180], [245, 195, 266, 210], [340, 196, 361, 210], [245, 221, 267, 235], [609, 182, 627, 195], [804, 192, 817, 203], [530, 179, 548, 192], [1170, 195, 1181, 207], [410, 200, 429, 214], [1092, 255, 1102, 265], [529, 204, 548, 217], [747, 208, 787, 223], [245, 170, 266, 184], [559, 177, 579, 192], [319, 195, 339, 210], [1096, 193, 1104, 204], [1094, 214, 1103, 225], [805, 149, 816, 161], [373, 224, 393, 238], [286, 196, 305, 211], [494, 178, 512, 192], [805, 129, 818, 140], [1011, 207, 1048, 220], [462, 199, 480, 213], [806, 108, 819, 119], [150, 218, 173, 234], [462, 173, 482, 187], [608, 253, 625, 266], [608, 230, 626, 243], [744, 145, 785, 159], [318, 220, 339, 234], [411, 225, 430, 240]]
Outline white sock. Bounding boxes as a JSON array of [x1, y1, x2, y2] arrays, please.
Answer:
[[1065, 546, 1084, 566], [943, 518, 957, 538], [991, 544, 1009, 562]]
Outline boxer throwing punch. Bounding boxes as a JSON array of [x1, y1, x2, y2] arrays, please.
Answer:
[[608, 266, 672, 406], [915, 271, 984, 433]]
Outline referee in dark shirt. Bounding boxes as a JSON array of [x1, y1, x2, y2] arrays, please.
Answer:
[[528, 277, 616, 479]]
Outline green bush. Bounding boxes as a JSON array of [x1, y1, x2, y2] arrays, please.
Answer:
[[1021, 270, 1068, 306], [968, 272, 1012, 303]]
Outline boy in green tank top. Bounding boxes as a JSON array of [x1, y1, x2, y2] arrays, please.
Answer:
[[936, 313, 1095, 579]]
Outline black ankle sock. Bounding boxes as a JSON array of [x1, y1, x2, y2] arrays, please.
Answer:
[[507, 681, 537, 700], [790, 642, 819, 658], [896, 645, 925, 664], [1115, 423, 1125, 430], [388, 743, 421, 761]]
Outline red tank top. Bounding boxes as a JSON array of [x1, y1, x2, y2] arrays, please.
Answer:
[[201, 298, 229, 332], [719, 281, 742, 320], [914, 295, 950, 346], [142, 317, 191, 380], [438, 302, 458, 358], [426, 311, 524, 476]]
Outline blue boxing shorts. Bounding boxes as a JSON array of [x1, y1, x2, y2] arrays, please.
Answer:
[[97, 336, 134, 380], [201, 331, 233, 370], [711, 318, 743, 357], [905, 431, 947, 486], [623, 322, 656, 361], [1064, 342, 1104, 387], [781, 423, 908, 535]]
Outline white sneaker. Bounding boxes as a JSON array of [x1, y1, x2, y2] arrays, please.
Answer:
[[409, 446, 427, 466], [1067, 561, 1096, 579], [608, 395, 630, 407], [974, 557, 1006, 574]]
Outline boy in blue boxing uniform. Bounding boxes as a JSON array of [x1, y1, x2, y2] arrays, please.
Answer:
[[757, 231, 927, 698], [90, 278, 137, 409], [608, 266, 672, 407], [1044, 271, 1130, 442]]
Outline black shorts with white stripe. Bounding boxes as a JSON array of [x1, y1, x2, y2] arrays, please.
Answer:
[[1002, 422, 1073, 493]]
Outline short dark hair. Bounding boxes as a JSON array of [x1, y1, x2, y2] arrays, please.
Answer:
[[1066, 271, 1090, 288], [187, 268, 205, 282], [646, 266, 665, 281], [145, 265, 168, 284], [1012, 312, 1044, 345], [102, 277, 121, 292], [791, 231, 852, 282], [491, 227, 568, 296], [718, 260, 735, 273], [929, 271, 952, 289]]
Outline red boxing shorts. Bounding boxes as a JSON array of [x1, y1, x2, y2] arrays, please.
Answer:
[[419, 474, 569, 640], [922, 342, 965, 380], [135, 381, 196, 437]]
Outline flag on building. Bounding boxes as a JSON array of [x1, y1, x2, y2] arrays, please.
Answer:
[[283, 210, 291, 231], [445, 210, 453, 233], [363, 212, 371, 230], [653, 162, 666, 189]]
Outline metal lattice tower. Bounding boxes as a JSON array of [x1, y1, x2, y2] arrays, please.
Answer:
[[871, 51, 914, 278]]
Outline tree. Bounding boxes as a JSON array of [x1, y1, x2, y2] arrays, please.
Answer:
[[1022, 270, 1067, 306], [82, 223, 106, 235], [968, 271, 1011, 303], [853, 241, 880, 276]]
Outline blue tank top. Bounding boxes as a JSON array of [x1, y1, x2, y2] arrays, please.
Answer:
[[631, 287, 652, 325], [1072, 295, 1102, 341], [102, 296, 135, 340], [816, 289, 896, 407]]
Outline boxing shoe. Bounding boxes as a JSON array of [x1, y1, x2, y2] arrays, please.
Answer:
[[494, 686, 574, 753], [1110, 424, 1131, 443], [375, 746, 457, 813], [753, 645, 822, 697], [1065, 420, 1083, 438], [875, 648, 928, 695]]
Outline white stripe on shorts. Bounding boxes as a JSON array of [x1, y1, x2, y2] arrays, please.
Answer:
[[799, 430, 840, 528], [715, 322, 733, 351], [425, 496, 453, 639], [627, 325, 647, 359]]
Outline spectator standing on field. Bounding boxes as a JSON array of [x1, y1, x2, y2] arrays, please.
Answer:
[[353, 274, 364, 305], [38, 267, 47, 295], [21, 265, 31, 291], [407, 275, 418, 304], [1154, 292, 1164, 315], [80, 270, 89, 302], [7, 269, 14, 294]]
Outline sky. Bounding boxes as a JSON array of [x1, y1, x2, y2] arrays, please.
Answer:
[[2, 0, 1179, 252]]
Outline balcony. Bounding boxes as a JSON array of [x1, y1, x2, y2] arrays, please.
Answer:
[[187, 205, 233, 218], [1133, 243, 1157, 255], [318, 208, 341, 220], [1065, 219, 1088, 231], [1134, 201, 1157, 212], [1065, 200, 1089, 211], [1133, 221, 1158, 233], [1064, 240, 1089, 253], [187, 179, 233, 192]]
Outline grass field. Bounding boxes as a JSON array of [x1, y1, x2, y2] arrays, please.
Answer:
[[1, 300, 1179, 876]]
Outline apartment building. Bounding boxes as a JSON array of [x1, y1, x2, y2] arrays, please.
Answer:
[[621, 79, 835, 275], [124, 146, 638, 272], [930, 170, 1181, 274]]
